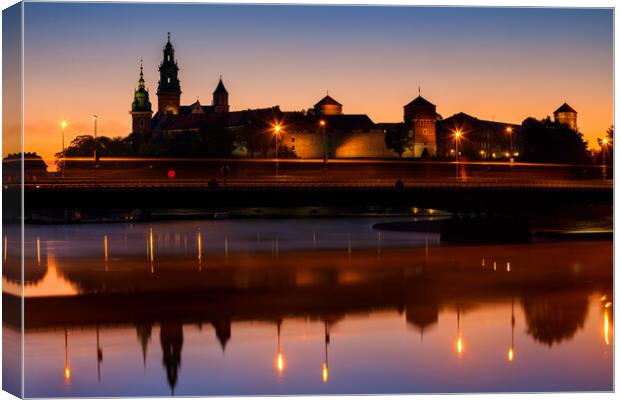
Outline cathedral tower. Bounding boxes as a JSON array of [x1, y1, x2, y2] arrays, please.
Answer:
[[213, 77, 229, 113], [157, 33, 181, 114], [131, 60, 153, 135]]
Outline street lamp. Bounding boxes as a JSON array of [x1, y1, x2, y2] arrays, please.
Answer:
[[454, 130, 462, 179], [506, 126, 513, 156], [455, 130, 461, 163], [320, 120, 327, 164], [60, 120, 68, 178], [601, 137, 609, 180], [274, 124, 281, 177]]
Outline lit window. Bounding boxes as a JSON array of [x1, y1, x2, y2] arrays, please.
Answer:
[[167, 77, 171, 83]]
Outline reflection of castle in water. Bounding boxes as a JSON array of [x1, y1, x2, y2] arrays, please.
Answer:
[[160, 321, 183, 394], [521, 294, 589, 347], [11, 228, 612, 392]]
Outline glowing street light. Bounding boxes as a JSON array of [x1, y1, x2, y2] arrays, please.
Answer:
[[455, 130, 462, 163], [600, 137, 609, 180], [506, 126, 513, 157], [454, 130, 462, 179], [320, 120, 327, 165], [601, 137, 608, 167], [274, 124, 281, 177], [60, 121, 68, 178]]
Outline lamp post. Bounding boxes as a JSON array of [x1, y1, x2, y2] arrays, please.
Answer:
[[274, 124, 281, 177], [60, 121, 68, 179], [506, 126, 513, 156], [455, 130, 461, 179], [320, 120, 327, 165], [601, 137, 608, 180]]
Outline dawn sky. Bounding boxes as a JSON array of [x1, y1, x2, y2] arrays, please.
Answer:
[[19, 3, 613, 164]]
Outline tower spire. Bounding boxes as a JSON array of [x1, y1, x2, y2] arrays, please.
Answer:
[[418, 85, 421, 96], [167, 31, 170, 43]]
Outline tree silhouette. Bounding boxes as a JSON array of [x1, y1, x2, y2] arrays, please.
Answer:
[[520, 117, 590, 164]]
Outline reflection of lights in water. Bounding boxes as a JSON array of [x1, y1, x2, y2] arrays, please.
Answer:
[[149, 226, 154, 273], [456, 337, 463, 355], [104, 235, 109, 271], [322, 363, 328, 382], [493, 262, 497, 271], [275, 322, 285, 374], [64, 329, 71, 383], [37, 237, 41, 266], [509, 297, 515, 362], [481, 258, 485, 267], [455, 309, 463, 357], [197, 229, 202, 270], [604, 309, 610, 346], [506, 262, 511, 272], [601, 295, 607, 301], [605, 302, 612, 308]]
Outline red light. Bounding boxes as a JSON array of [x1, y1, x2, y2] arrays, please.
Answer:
[[167, 169, 176, 179]]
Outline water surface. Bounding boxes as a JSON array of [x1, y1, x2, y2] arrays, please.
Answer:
[[2, 218, 613, 396]]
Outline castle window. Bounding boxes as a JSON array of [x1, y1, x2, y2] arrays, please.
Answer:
[[292, 137, 295, 143], [167, 77, 171, 83], [167, 55, 171, 61], [292, 145, 295, 150]]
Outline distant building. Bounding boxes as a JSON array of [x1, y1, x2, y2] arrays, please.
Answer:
[[553, 102, 577, 131], [279, 95, 395, 158], [403, 95, 438, 157], [131, 34, 274, 138], [437, 112, 519, 160], [128, 35, 571, 161], [313, 95, 343, 116]]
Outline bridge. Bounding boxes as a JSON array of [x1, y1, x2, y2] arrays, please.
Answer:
[[6, 159, 610, 215]]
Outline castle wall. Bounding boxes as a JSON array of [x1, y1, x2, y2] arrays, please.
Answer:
[[281, 131, 398, 159]]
